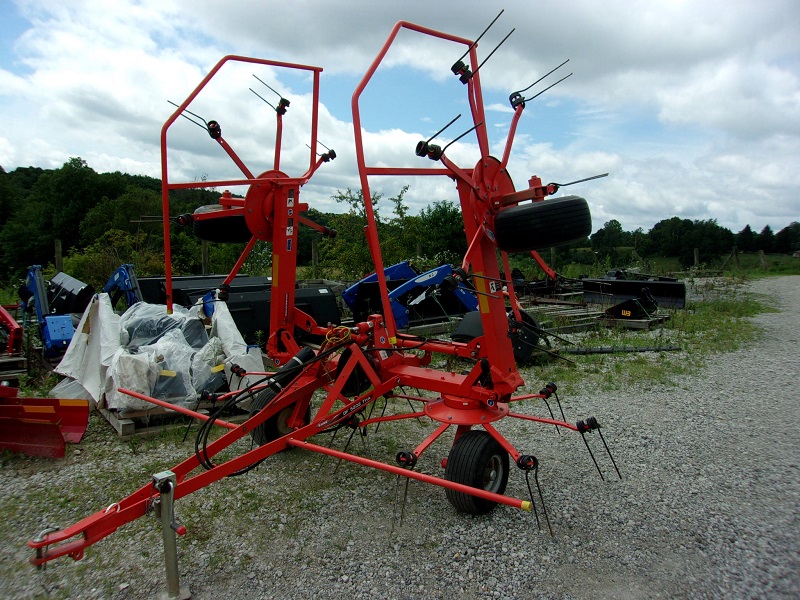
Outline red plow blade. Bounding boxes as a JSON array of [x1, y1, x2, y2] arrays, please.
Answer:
[[0, 417, 66, 458], [0, 391, 90, 456]]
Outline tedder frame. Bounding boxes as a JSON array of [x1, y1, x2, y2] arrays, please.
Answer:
[[29, 17, 619, 573]]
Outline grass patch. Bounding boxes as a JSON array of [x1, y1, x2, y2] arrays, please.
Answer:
[[534, 279, 776, 394], [671, 290, 775, 353]]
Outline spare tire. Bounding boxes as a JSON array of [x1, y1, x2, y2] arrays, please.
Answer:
[[192, 205, 252, 243], [494, 195, 591, 253]]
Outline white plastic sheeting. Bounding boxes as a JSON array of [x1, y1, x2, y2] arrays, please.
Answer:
[[54, 293, 264, 411], [55, 293, 120, 404]]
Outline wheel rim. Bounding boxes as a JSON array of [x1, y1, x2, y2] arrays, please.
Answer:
[[483, 454, 504, 492], [444, 430, 510, 514], [249, 388, 311, 446], [274, 406, 296, 436]]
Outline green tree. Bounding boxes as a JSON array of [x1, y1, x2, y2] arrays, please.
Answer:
[[38, 158, 103, 249], [380, 185, 415, 265], [0, 169, 14, 225], [775, 222, 800, 253], [416, 200, 466, 264], [756, 225, 775, 253], [0, 199, 54, 280], [737, 225, 756, 252], [683, 219, 735, 268], [642, 217, 733, 267], [79, 186, 163, 245], [645, 217, 693, 257], [62, 229, 165, 289], [0, 158, 118, 275], [591, 219, 626, 263], [297, 207, 333, 266], [316, 187, 422, 278], [4, 166, 45, 197], [317, 189, 379, 279], [0, 164, 53, 278]]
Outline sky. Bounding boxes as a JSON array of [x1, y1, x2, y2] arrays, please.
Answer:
[[0, 0, 798, 236]]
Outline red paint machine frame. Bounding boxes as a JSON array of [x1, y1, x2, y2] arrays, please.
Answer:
[[29, 19, 617, 568]]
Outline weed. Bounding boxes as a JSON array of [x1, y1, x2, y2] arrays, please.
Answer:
[[16, 371, 60, 396], [126, 436, 143, 455]]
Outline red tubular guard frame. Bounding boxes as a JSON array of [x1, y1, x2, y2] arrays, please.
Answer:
[[351, 20, 526, 396], [159, 56, 322, 315]]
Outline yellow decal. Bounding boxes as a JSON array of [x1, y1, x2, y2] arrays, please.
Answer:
[[59, 399, 89, 407], [475, 275, 490, 313], [23, 406, 55, 414]]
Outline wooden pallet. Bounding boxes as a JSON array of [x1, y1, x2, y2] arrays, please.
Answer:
[[98, 401, 249, 440], [0, 355, 27, 385]]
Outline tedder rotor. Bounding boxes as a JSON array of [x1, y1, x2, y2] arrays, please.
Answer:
[[28, 16, 620, 584]]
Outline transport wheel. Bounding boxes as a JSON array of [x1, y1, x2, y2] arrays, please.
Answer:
[[445, 430, 510, 515], [493, 195, 591, 253], [450, 310, 548, 364], [511, 311, 547, 364], [249, 388, 311, 446]]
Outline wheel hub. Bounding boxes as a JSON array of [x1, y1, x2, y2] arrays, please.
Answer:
[[424, 395, 508, 425]]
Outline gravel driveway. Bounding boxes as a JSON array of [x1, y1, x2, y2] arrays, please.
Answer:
[[1, 275, 798, 600]]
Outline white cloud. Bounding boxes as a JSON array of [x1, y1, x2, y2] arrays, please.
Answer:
[[0, 0, 798, 236]]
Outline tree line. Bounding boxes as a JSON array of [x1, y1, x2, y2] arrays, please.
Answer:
[[586, 217, 799, 269], [1, 158, 798, 289]]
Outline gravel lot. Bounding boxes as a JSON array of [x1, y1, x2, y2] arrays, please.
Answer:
[[1, 275, 798, 600]]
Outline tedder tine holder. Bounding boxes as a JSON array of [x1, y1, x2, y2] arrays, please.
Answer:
[[576, 417, 623, 480]]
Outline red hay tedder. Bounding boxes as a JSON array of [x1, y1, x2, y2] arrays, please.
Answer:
[[28, 16, 619, 585]]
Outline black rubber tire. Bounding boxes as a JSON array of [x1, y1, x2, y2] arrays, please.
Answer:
[[511, 311, 546, 364], [451, 310, 548, 364], [336, 347, 377, 396], [494, 195, 591, 253], [445, 429, 510, 514], [192, 205, 252, 243], [249, 388, 311, 446]]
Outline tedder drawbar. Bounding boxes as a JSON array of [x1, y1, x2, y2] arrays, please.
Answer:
[[29, 15, 620, 582]]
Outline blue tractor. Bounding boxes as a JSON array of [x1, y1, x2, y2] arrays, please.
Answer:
[[18, 265, 94, 357], [342, 261, 478, 329]]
